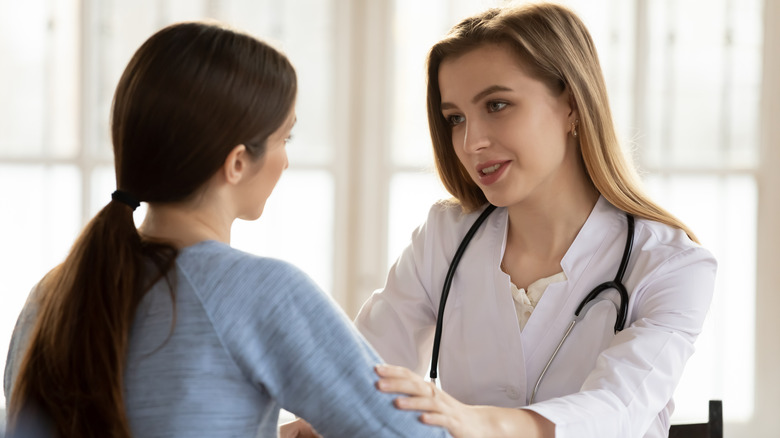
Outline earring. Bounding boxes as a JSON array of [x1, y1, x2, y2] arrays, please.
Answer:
[[572, 119, 579, 137]]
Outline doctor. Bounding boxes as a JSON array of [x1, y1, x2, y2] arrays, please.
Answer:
[[359, 3, 717, 438]]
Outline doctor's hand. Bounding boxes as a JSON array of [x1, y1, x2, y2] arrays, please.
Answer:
[[279, 418, 321, 438], [374, 364, 554, 438]]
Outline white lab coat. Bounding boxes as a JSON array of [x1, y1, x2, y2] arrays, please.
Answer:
[[355, 196, 717, 438]]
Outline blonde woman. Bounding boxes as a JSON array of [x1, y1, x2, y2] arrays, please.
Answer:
[[361, 3, 717, 437]]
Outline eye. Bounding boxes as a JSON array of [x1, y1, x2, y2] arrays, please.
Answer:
[[284, 134, 294, 144], [446, 114, 465, 126], [487, 101, 508, 113]]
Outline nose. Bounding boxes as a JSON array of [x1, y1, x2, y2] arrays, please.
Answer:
[[460, 118, 490, 154]]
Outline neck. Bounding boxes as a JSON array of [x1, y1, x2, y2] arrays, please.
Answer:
[[138, 191, 234, 248], [505, 175, 599, 263]]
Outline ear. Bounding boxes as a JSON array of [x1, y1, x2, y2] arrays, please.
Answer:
[[222, 144, 250, 185], [567, 87, 579, 121]]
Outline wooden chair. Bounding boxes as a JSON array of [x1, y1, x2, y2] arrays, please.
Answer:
[[668, 400, 723, 438]]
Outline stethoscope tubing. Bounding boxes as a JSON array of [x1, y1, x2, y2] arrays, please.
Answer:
[[529, 214, 634, 403], [430, 204, 497, 384], [429, 205, 636, 404], [530, 319, 576, 404], [573, 214, 634, 332]]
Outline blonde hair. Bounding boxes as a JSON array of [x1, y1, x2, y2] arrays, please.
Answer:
[[426, 3, 698, 243]]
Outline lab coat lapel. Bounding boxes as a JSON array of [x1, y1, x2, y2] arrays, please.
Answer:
[[491, 208, 529, 397], [519, 197, 620, 372], [440, 206, 530, 406]]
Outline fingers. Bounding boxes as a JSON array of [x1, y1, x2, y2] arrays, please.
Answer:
[[394, 392, 441, 412], [278, 420, 300, 438], [384, 381, 451, 415], [375, 363, 416, 378], [375, 364, 433, 397], [376, 376, 431, 396], [375, 363, 462, 432], [278, 419, 321, 438], [419, 412, 452, 428]]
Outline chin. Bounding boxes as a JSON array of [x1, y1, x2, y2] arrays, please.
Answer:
[[239, 206, 266, 222], [483, 192, 517, 208], [486, 193, 536, 210]]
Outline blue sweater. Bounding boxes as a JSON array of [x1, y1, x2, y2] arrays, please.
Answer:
[[4, 241, 448, 437]]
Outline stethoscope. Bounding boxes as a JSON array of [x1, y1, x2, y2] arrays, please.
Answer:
[[429, 204, 635, 404]]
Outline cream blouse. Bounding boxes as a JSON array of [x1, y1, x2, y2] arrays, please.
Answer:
[[508, 271, 568, 331]]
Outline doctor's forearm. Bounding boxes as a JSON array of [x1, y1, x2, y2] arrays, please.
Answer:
[[483, 406, 555, 438]]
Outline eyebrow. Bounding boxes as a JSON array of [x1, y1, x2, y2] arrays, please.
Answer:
[[440, 85, 514, 111]]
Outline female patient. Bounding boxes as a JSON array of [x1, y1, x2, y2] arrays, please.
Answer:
[[3, 22, 447, 438]]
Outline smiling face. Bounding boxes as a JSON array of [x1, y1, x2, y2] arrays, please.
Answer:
[[438, 43, 582, 209]]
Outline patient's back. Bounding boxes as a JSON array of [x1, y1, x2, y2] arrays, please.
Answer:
[[5, 240, 448, 437]]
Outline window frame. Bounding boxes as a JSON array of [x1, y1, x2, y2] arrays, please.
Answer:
[[1, 1, 778, 436]]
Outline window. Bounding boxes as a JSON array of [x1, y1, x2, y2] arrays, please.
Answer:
[[383, 0, 767, 430], [635, 0, 762, 424], [0, 0, 337, 409], [1, 1, 776, 435]]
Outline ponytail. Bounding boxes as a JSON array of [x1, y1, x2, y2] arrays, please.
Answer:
[[9, 200, 177, 437], [7, 21, 296, 436]]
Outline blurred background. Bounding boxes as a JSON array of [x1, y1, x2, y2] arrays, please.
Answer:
[[0, 0, 777, 436]]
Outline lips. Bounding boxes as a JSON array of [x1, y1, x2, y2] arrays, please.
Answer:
[[476, 160, 510, 185]]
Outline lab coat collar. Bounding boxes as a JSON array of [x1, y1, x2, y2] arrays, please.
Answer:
[[560, 195, 623, 282], [510, 196, 624, 367], [493, 195, 622, 280]]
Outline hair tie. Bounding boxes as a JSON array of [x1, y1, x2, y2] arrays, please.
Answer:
[[111, 190, 140, 211]]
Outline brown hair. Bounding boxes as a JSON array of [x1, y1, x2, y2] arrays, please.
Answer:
[[8, 22, 296, 437], [426, 3, 698, 242]]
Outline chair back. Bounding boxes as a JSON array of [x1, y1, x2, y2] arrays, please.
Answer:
[[668, 400, 723, 438]]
